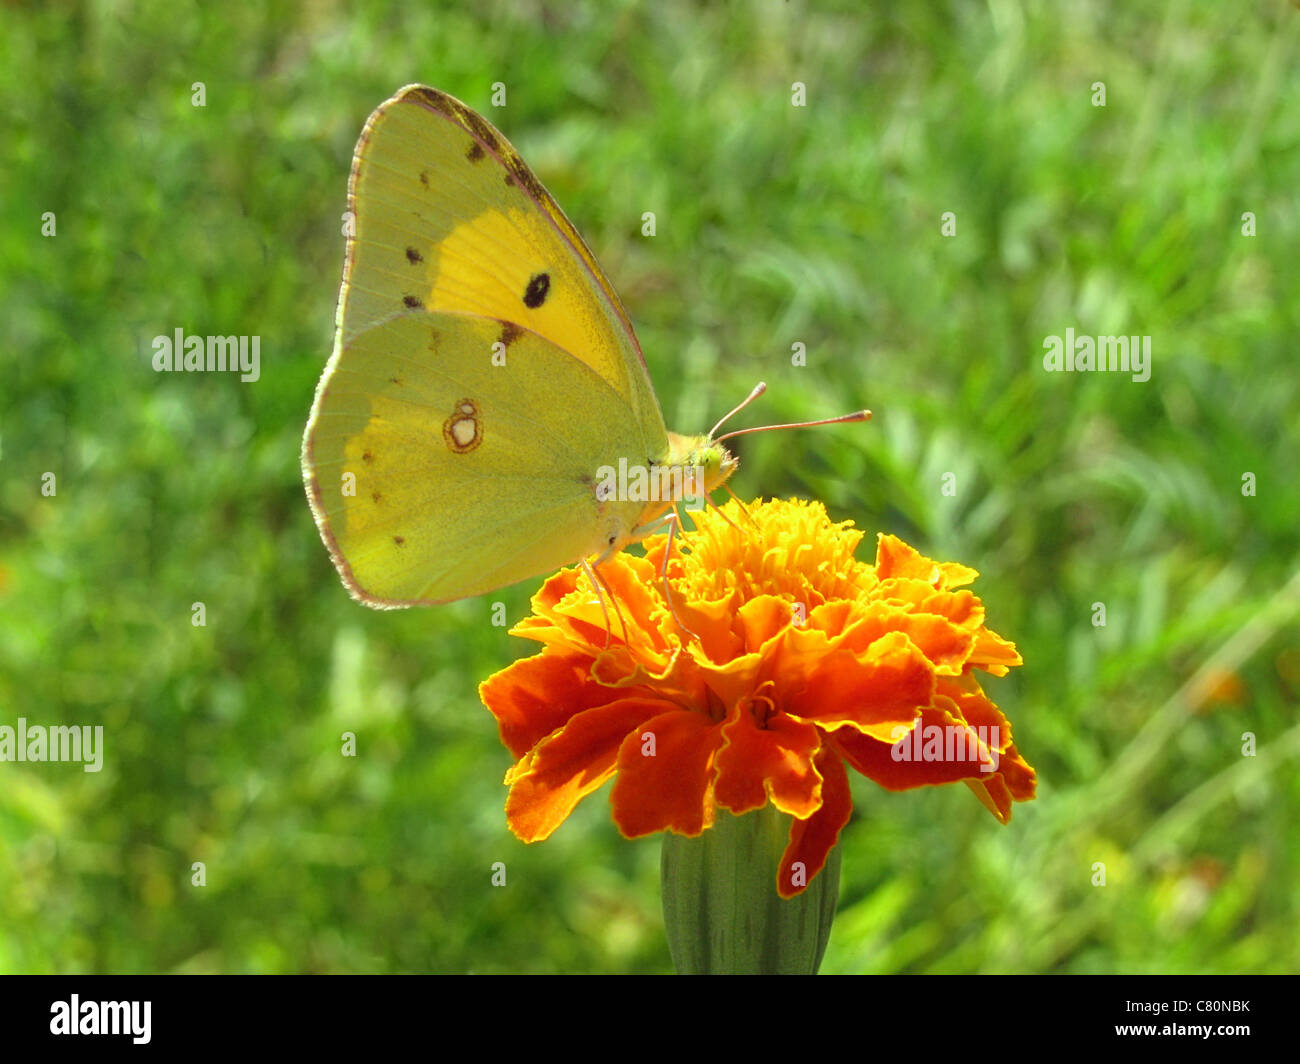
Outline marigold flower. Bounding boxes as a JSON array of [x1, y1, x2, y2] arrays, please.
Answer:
[[479, 498, 1035, 898]]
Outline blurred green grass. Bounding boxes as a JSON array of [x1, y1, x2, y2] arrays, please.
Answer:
[[1, 0, 1297, 973]]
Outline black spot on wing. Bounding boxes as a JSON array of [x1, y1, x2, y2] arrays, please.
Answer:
[[406, 247, 423, 264], [466, 140, 484, 162], [523, 272, 551, 309], [404, 294, 424, 309]]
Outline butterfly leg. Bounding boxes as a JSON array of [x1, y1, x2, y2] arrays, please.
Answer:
[[705, 490, 747, 533], [579, 557, 630, 649], [720, 482, 757, 527], [624, 510, 701, 643], [577, 558, 613, 648]]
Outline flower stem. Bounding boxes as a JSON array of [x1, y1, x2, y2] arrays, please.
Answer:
[[660, 804, 840, 974]]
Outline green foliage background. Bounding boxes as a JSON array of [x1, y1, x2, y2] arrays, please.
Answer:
[[2, 0, 1297, 974]]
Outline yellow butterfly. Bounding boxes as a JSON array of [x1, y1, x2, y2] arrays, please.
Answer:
[[302, 85, 864, 608]]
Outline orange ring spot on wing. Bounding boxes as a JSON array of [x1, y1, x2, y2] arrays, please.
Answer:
[[443, 398, 483, 453]]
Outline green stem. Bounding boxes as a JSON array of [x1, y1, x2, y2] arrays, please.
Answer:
[[660, 804, 840, 974]]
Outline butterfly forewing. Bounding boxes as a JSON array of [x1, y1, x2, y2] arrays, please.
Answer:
[[337, 85, 667, 460]]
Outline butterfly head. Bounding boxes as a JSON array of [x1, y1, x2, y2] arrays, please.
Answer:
[[664, 431, 739, 497]]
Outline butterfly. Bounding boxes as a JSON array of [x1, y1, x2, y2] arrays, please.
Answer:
[[302, 85, 865, 609]]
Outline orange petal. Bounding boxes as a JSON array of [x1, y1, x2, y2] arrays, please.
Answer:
[[504, 697, 668, 841], [535, 557, 668, 656], [963, 740, 1037, 822], [838, 609, 976, 676], [574, 552, 675, 652], [969, 627, 1022, 675], [965, 775, 1013, 823], [935, 678, 1017, 747], [785, 631, 934, 739], [938, 561, 979, 588], [676, 591, 745, 665], [909, 588, 984, 631], [610, 709, 723, 838], [735, 595, 797, 653], [527, 568, 582, 625], [713, 705, 824, 819], [480, 650, 621, 758], [764, 622, 838, 696], [778, 749, 851, 898], [808, 599, 858, 639], [875, 534, 942, 584], [992, 740, 1036, 802], [830, 702, 1002, 791]]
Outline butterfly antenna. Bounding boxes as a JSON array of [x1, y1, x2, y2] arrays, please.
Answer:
[[709, 381, 871, 442], [715, 406, 871, 444], [709, 382, 769, 439]]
